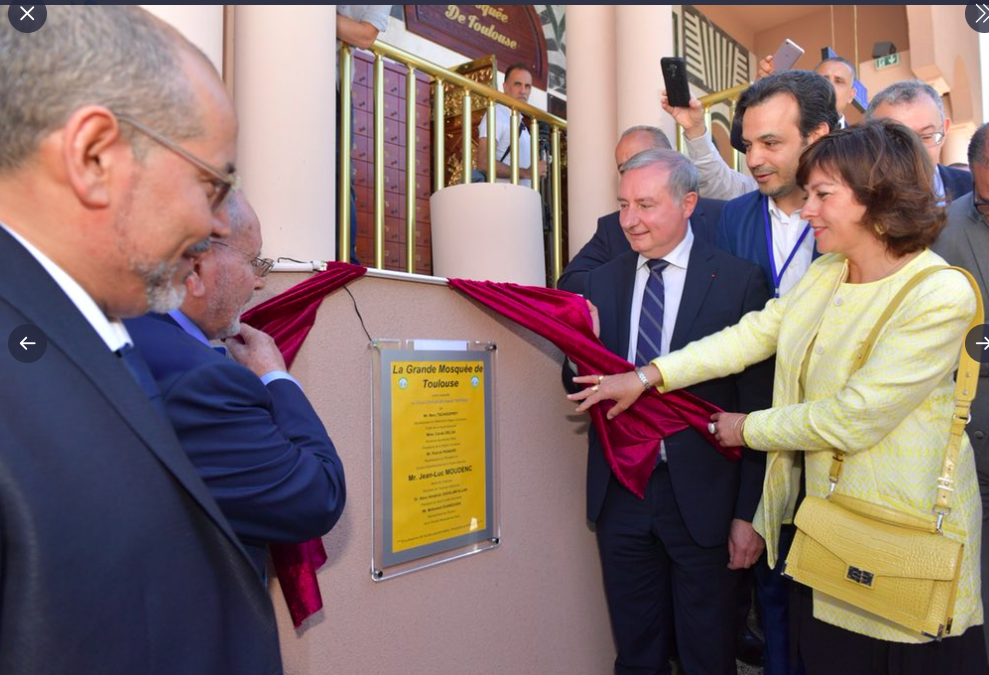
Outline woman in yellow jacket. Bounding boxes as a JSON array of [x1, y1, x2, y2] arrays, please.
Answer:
[[571, 119, 987, 675]]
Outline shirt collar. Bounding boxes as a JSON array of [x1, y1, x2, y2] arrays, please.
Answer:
[[932, 166, 946, 204], [637, 222, 694, 272], [0, 221, 131, 352], [766, 196, 804, 223], [167, 309, 211, 346]]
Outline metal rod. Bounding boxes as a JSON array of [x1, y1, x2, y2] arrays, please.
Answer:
[[551, 127, 562, 287], [433, 78, 445, 192], [373, 53, 385, 269], [337, 44, 353, 263], [530, 116, 540, 193], [406, 66, 417, 274], [510, 108, 520, 186], [462, 90, 472, 184], [370, 40, 566, 128], [487, 100, 496, 182], [730, 99, 741, 172]]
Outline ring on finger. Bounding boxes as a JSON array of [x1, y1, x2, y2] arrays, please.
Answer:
[[707, 422, 717, 434], [597, 375, 604, 384], [591, 385, 600, 393]]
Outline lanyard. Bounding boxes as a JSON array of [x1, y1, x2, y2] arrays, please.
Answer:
[[763, 196, 811, 298]]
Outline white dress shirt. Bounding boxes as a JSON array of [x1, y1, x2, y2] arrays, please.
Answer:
[[478, 104, 533, 188], [683, 130, 756, 201], [1, 222, 131, 352], [766, 197, 814, 296]]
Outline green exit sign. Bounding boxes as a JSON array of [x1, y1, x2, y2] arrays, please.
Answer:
[[874, 53, 900, 70]]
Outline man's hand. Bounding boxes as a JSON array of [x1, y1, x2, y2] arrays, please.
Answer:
[[586, 299, 600, 338], [568, 363, 662, 419], [537, 159, 548, 179], [757, 54, 775, 80], [660, 90, 706, 140], [224, 324, 287, 378], [727, 519, 765, 570]]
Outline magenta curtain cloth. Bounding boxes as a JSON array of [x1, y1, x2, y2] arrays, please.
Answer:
[[447, 278, 735, 498], [242, 263, 366, 628]]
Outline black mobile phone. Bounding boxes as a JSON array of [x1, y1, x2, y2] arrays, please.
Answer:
[[661, 57, 691, 108]]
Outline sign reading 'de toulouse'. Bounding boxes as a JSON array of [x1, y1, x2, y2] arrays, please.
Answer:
[[404, 5, 548, 89]]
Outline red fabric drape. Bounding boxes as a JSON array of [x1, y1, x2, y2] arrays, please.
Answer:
[[239, 262, 732, 625], [447, 278, 736, 498], [242, 263, 366, 628]]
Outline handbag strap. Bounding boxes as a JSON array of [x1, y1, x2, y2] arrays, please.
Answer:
[[827, 265, 984, 529]]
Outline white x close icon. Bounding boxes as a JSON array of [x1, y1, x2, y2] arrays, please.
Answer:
[[20, 6, 36, 21]]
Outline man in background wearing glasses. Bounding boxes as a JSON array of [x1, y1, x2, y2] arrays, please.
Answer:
[[0, 7, 281, 675], [933, 122, 989, 669], [866, 79, 973, 202], [126, 193, 347, 580]]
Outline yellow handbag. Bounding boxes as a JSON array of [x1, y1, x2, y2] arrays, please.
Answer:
[[782, 266, 984, 639]]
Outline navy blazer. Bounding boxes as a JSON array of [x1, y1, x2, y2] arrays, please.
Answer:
[[939, 164, 973, 201], [716, 190, 824, 299], [574, 241, 773, 545], [0, 227, 281, 675], [126, 313, 346, 578], [557, 197, 725, 294]]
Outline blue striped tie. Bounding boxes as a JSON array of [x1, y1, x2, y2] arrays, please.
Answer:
[[636, 259, 669, 366]]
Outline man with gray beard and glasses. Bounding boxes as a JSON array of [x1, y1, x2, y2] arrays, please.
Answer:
[[0, 6, 281, 674], [126, 193, 347, 581]]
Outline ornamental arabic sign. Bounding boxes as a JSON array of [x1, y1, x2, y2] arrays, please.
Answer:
[[404, 5, 548, 89]]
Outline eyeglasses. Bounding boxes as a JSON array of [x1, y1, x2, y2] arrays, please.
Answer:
[[210, 239, 275, 277], [918, 130, 946, 148], [115, 113, 239, 212]]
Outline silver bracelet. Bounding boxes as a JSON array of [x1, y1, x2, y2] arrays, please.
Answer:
[[635, 367, 652, 390]]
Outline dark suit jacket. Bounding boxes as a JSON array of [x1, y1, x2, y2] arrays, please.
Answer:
[[939, 164, 974, 201], [557, 197, 725, 293], [126, 313, 346, 578], [716, 190, 823, 299], [0, 227, 281, 675], [933, 193, 989, 463], [576, 241, 773, 546]]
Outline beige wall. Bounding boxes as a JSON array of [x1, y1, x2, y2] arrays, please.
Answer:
[[257, 272, 614, 675]]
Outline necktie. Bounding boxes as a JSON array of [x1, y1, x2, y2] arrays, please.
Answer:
[[636, 259, 669, 366], [117, 343, 167, 419]]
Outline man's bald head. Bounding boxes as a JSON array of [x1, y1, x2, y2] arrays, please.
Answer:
[[616, 126, 673, 172]]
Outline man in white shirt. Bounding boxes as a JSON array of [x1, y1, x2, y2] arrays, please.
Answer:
[[477, 63, 548, 188], [0, 7, 280, 674]]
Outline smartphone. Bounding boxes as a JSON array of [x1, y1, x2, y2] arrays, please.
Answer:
[[772, 39, 805, 72], [661, 57, 691, 108]]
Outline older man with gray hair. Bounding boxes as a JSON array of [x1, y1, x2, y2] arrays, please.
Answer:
[[564, 148, 771, 674], [866, 79, 972, 200], [0, 7, 280, 674], [557, 126, 725, 293]]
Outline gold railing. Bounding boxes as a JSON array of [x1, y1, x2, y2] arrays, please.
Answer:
[[338, 40, 568, 284], [675, 82, 749, 172]]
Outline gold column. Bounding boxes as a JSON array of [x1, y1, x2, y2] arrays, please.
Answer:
[[373, 53, 385, 269], [486, 100, 496, 182], [462, 90, 472, 184], [433, 78, 445, 192], [730, 100, 741, 171], [551, 126, 563, 286], [509, 108, 520, 185], [406, 66, 417, 273], [337, 44, 353, 262], [530, 116, 540, 193]]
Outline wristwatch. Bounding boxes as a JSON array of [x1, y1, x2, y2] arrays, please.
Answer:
[[635, 367, 652, 389]]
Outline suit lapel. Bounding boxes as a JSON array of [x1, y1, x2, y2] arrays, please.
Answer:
[[962, 212, 989, 297], [613, 252, 637, 359], [670, 244, 716, 350], [0, 228, 251, 564]]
